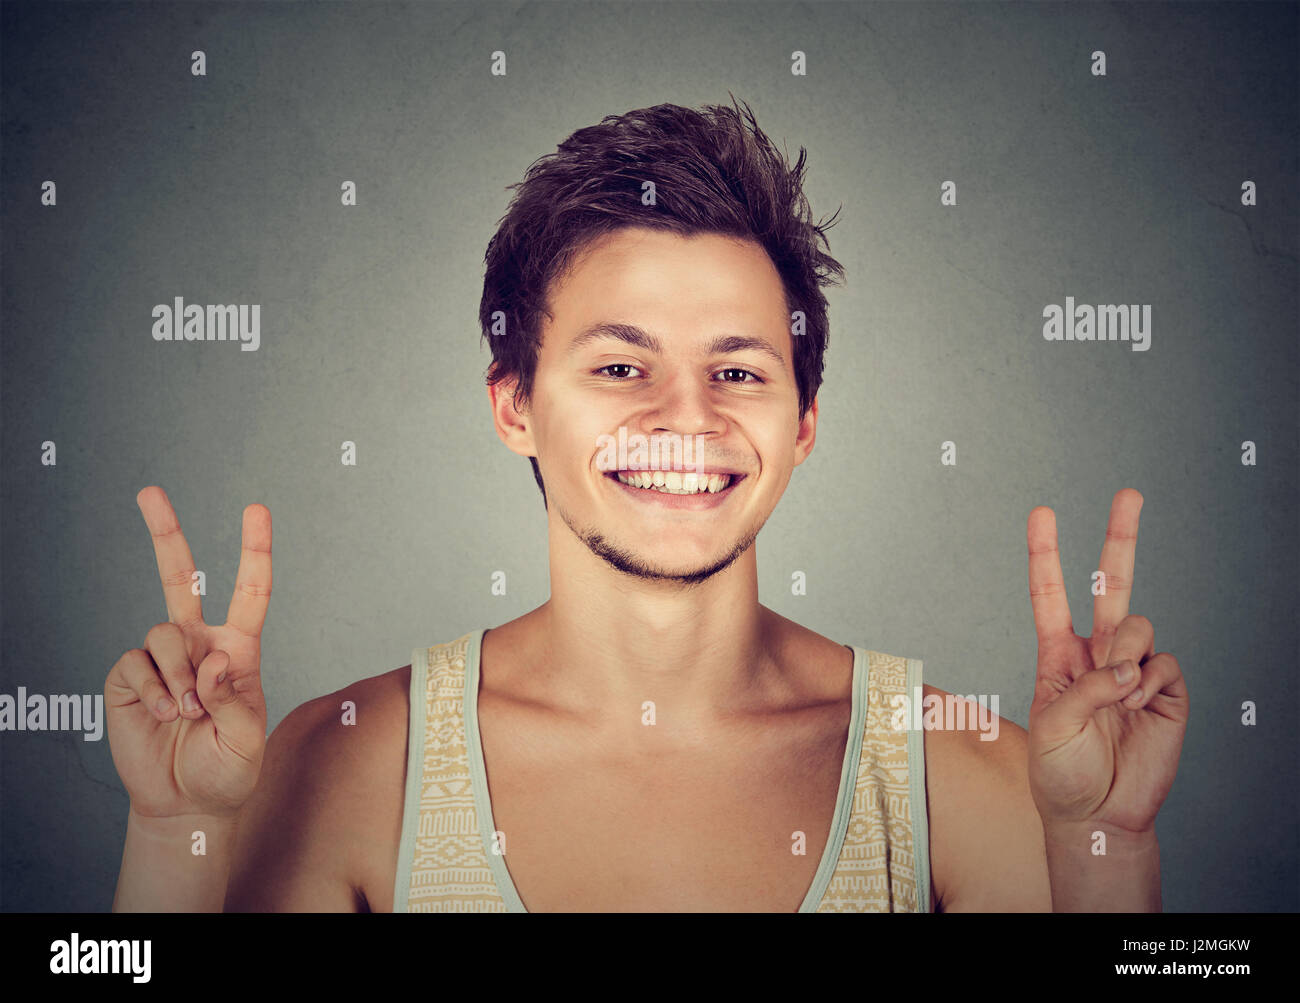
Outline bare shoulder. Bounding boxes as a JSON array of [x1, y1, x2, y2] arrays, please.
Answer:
[[225, 665, 411, 912], [759, 608, 856, 698], [921, 683, 1052, 912]]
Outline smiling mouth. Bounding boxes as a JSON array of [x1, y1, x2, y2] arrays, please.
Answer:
[[605, 470, 744, 495]]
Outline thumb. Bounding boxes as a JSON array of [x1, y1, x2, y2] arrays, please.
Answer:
[[194, 650, 262, 759], [1035, 660, 1142, 746]]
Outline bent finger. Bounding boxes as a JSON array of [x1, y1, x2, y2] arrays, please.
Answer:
[[1120, 652, 1186, 712], [107, 648, 178, 723], [144, 622, 204, 719], [1102, 614, 1155, 678], [195, 650, 265, 760]]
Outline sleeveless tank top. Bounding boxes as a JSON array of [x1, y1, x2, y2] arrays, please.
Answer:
[[392, 628, 931, 912]]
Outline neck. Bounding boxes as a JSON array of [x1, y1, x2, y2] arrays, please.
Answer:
[[519, 520, 783, 725]]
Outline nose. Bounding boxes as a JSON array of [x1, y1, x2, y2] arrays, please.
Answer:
[[641, 370, 726, 439]]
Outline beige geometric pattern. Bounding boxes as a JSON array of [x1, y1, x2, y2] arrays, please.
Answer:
[[816, 649, 924, 912], [406, 633, 507, 911], [402, 633, 926, 912]]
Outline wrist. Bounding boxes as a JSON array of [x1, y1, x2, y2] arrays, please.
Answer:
[[1042, 818, 1159, 855], [1040, 819, 1162, 912], [127, 806, 240, 840]]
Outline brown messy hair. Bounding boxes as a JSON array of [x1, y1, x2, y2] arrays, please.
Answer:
[[479, 94, 845, 507]]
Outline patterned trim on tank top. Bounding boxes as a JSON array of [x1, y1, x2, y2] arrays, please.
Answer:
[[815, 649, 924, 912]]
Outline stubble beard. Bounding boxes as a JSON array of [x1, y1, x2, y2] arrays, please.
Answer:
[[555, 500, 762, 588]]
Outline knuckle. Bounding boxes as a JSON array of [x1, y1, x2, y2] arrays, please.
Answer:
[[108, 650, 151, 694], [116, 648, 151, 676], [144, 622, 181, 648], [119, 647, 148, 666], [160, 567, 196, 588], [235, 581, 272, 600]]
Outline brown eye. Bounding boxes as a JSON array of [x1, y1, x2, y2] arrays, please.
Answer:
[[715, 368, 762, 384], [596, 364, 642, 379]]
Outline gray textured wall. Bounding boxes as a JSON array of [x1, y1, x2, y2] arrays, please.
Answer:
[[1, 1, 1295, 912]]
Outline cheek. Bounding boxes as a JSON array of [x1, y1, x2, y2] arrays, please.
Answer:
[[546, 382, 626, 434], [534, 396, 609, 474], [749, 421, 799, 466]]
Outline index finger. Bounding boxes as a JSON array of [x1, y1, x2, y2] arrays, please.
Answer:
[[137, 485, 204, 628], [1028, 505, 1074, 643]]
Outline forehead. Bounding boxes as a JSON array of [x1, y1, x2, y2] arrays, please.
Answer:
[[544, 227, 789, 335]]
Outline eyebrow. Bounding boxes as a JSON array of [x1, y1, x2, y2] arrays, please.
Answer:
[[568, 322, 787, 370]]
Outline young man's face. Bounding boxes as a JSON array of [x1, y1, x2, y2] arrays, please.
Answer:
[[500, 225, 818, 584]]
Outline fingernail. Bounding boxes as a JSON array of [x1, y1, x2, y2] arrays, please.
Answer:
[[1113, 661, 1137, 685], [182, 690, 199, 713], [1122, 687, 1144, 708], [155, 696, 175, 716]]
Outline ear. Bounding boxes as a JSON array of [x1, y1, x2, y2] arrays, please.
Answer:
[[487, 368, 538, 460], [792, 396, 818, 467]]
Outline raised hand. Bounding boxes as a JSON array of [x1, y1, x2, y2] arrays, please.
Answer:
[[104, 486, 272, 820], [1025, 488, 1189, 835]]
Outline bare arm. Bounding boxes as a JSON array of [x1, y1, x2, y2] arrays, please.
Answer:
[[224, 695, 365, 911], [225, 667, 409, 912], [1041, 820, 1160, 912], [927, 686, 1165, 912], [924, 689, 1053, 912], [113, 810, 240, 913], [112, 694, 360, 913]]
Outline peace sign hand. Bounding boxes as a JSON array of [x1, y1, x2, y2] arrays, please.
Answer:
[[1025, 488, 1189, 835], [104, 486, 272, 820]]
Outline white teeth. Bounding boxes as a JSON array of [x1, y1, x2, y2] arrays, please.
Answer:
[[614, 471, 732, 495]]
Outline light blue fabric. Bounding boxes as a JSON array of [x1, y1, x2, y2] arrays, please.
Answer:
[[906, 657, 932, 912], [391, 647, 429, 913]]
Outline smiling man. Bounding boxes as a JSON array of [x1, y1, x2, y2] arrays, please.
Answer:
[[108, 98, 1189, 913]]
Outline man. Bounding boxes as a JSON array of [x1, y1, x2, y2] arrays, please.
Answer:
[[107, 98, 1188, 912]]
